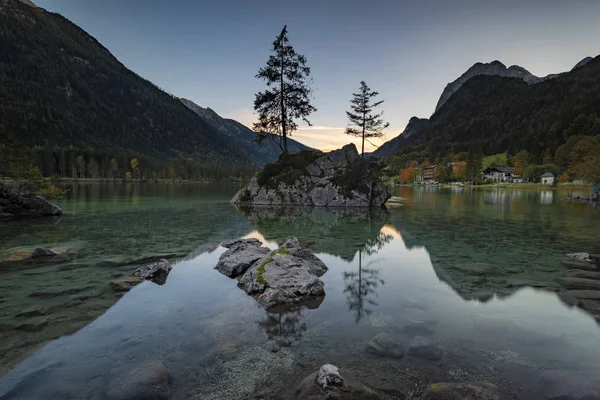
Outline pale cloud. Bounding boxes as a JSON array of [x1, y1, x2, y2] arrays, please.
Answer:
[[224, 109, 401, 153]]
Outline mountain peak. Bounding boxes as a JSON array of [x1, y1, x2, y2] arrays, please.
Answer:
[[434, 60, 538, 113], [573, 56, 593, 70]]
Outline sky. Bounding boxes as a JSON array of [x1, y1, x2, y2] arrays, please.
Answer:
[[34, 0, 600, 152]]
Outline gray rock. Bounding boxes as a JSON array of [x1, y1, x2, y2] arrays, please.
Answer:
[[566, 270, 600, 280], [133, 259, 172, 284], [422, 382, 505, 400], [540, 370, 600, 400], [559, 277, 600, 291], [105, 359, 171, 400], [227, 236, 328, 310], [306, 163, 322, 177], [16, 305, 49, 318], [28, 248, 59, 258], [296, 365, 380, 400], [567, 252, 593, 263], [0, 183, 62, 219], [109, 275, 143, 292], [561, 257, 598, 271], [561, 290, 600, 300], [15, 317, 50, 332], [408, 336, 442, 361], [365, 332, 404, 359], [215, 238, 270, 278], [316, 364, 344, 389], [231, 144, 390, 208], [28, 287, 65, 297]]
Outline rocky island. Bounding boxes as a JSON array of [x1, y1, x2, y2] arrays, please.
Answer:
[[0, 183, 62, 219], [215, 236, 328, 311], [231, 144, 390, 207]]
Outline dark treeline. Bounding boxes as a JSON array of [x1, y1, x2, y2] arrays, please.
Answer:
[[17, 144, 257, 182]]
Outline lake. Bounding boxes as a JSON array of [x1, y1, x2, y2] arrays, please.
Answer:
[[0, 183, 599, 399]]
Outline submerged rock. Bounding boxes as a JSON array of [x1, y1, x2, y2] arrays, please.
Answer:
[[231, 144, 390, 207], [365, 332, 404, 359], [408, 336, 442, 361], [28, 248, 59, 258], [104, 359, 171, 400], [422, 382, 505, 400], [109, 275, 143, 292], [0, 183, 62, 218], [109, 259, 173, 292], [539, 370, 600, 400], [216, 236, 328, 311], [132, 259, 172, 284], [296, 364, 380, 400]]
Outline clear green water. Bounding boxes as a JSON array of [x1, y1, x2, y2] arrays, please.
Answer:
[[0, 183, 599, 399]]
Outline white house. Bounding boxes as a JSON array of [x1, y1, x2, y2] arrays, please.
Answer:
[[541, 172, 555, 185], [482, 167, 515, 183]]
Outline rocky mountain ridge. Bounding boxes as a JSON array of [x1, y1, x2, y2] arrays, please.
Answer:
[[434, 58, 592, 112], [180, 98, 312, 164], [374, 54, 599, 159]]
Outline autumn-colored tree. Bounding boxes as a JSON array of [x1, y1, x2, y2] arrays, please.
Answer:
[[125, 171, 132, 180], [558, 171, 570, 183], [130, 158, 139, 179], [397, 161, 417, 184], [512, 150, 530, 177], [568, 136, 600, 184], [434, 163, 450, 183]]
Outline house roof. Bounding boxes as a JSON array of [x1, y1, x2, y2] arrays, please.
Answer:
[[483, 166, 514, 174], [541, 172, 554, 178]]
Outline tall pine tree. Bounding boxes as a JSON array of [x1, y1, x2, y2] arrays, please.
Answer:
[[253, 26, 316, 154], [345, 81, 389, 158]]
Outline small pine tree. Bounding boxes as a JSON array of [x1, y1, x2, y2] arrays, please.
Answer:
[[345, 81, 389, 158], [253, 26, 316, 154]]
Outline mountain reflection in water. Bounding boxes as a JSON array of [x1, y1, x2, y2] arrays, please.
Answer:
[[1, 185, 599, 399]]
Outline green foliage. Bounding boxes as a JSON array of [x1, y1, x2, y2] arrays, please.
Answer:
[[256, 257, 273, 286], [239, 189, 251, 203], [483, 153, 507, 169], [332, 158, 383, 197], [345, 81, 389, 157], [253, 26, 316, 154], [377, 58, 600, 163], [36, 184, 67, 199], [523, 164, 560, 182], [256, 151, 321, 188]]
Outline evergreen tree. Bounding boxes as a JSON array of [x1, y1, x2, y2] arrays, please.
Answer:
[[253, 26, 316, 154], [345, 81, 390, 158]]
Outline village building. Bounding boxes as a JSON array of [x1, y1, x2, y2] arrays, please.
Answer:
[[422, 165, 437, 183], [482, 166, 516, 183], [541, 172, 555, 185]]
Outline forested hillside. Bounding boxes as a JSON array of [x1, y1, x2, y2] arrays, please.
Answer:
[[0, 0, 253, 165], [375, 56, 600, 164], [180, 99, 312, 165]]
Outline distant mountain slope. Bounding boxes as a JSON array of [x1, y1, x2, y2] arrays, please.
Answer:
[[0, 0, 254, 164], [434, 60, 539, 112], [180, 99, 313, 164], [374, 55, 600, 161]]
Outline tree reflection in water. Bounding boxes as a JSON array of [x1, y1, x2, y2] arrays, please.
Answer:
[[257, 308, 308, 344], [343, 231, 393, 322]]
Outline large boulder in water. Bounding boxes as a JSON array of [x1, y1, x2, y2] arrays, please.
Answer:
[[216, 236, 328, 311], [231, 144, 390, 207], [0, 182, 62, 218]]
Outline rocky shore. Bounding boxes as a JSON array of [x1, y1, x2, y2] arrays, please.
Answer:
[[557, 253, 600, 324], [0, 182, 62, 218], [231, 144, 391, 207]]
